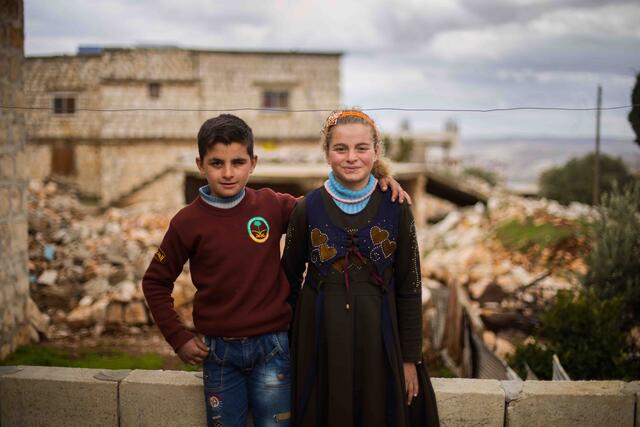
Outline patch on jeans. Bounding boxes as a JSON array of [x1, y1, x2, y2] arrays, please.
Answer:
[[273, 411, 291, 422], [208, 393, 221, 409], [212, 415, 223, 427]]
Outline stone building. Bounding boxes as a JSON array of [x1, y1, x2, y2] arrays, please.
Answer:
[[24, 47, 341, 205], [0, 0, 30, 358]]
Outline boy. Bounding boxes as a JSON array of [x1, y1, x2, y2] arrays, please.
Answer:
[[142, 114, 407, 427]]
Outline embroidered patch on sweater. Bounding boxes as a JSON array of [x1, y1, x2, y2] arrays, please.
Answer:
[[154, 247, 167, 264], [247, 216, 270, 243]]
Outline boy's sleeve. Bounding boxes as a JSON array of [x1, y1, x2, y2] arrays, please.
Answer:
[[142, 221, 194, 352], [394, 204, 423, 363], [276, 192, 302, 232]]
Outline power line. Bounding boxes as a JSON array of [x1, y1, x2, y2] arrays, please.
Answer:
[[0, 104, 637, 113]]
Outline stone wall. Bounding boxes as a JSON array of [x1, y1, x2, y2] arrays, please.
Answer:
[[0, 0, 30, 359], [121, 169, 185, 209], [196, 52, 340, 140], [25, 140, 192, 205], [98, 140, 193, 205], [1, 367, 638, 426], [26, 143, 50, 180], [24, 55, 103, 139]]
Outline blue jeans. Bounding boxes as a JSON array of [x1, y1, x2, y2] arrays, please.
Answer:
[[203, 332, 291, 427]]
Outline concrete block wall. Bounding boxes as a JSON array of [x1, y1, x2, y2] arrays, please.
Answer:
[[1, 367, 638, 426], [0, 0, 30, 359], [0, 366, 119, 426]]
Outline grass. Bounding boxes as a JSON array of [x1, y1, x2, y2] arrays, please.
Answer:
[[430, 365, 456, 378], [0, 345, 198, 371]]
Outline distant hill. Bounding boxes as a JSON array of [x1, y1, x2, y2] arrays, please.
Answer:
[[455, 136, 640, 192]]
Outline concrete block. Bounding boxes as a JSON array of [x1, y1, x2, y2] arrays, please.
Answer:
[[0, 365, 119, 426], [120, 369, 205, 427], [432, 378, 505, 427], [506, 380, 634, 427], [624, 382, 640, 427]]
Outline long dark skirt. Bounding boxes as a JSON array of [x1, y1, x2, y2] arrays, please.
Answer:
[[291, 278, 440, 427]]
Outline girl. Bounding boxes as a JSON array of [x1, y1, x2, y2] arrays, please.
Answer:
[[283, 110, 440, 426]]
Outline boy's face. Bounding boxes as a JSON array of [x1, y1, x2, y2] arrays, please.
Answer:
[[196, 142, 257, 198]]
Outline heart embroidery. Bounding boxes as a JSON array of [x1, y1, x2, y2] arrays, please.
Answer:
[[370, 226, 389, 246], [381, 239, 397, 258], [319, 244, 337, 262], [311, 228, 329, 247]]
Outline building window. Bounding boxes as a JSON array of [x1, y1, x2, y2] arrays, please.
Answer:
[[262, 90, 289, 109], [53, 96, 76, 114], [149, 82, 161, 98]]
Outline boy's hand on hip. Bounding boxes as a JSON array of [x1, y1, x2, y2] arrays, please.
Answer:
[[378, 176, 412, 205], [403, 362, 419, 405], [177, 338, 209, 365]]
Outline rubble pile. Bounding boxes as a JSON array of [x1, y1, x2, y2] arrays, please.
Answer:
[[27, 181, 195, 340], [26, 178, 595, 360], [420, 192, 595, 358]]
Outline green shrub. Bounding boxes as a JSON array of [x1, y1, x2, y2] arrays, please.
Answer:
[[462, 166, 499, 186], [538, 153, 632, 205], [507, 342, 554, 380], [583, 181, 640, 325], [382, 135, 392, 158], [395, 137, 414, 162], [537, 290, 637, 380]]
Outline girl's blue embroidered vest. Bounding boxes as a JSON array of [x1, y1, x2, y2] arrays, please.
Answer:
[[303, 187, 401, 285]]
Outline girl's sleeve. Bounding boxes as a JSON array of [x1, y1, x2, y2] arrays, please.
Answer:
[[282, 199, 309, 314], [394, 204, 423, 362], [276, 191, 301, 232]]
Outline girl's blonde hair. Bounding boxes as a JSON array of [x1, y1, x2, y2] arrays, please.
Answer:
[[321, 108, 392, 178]]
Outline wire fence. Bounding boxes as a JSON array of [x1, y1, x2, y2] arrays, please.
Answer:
[[1, 104, 638, 113]]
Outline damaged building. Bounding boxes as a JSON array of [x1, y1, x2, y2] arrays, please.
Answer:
[[24, 46, 341, 206]]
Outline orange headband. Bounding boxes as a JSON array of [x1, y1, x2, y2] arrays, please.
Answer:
[[325, 110, 376, 129]]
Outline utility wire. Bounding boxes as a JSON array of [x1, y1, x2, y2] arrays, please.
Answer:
[[0, 104, 637, 113]]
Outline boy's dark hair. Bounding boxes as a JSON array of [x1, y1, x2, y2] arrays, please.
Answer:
[[197, 114, 254, 159]]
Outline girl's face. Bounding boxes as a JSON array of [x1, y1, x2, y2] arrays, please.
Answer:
[[326, 123, 379, 191]]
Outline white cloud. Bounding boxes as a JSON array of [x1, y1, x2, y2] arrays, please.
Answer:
[[23, 0, 640, 138], [428, 2, 640, 71]]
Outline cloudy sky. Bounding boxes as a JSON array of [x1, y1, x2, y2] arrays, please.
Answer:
[[24, 0, 640, 139]]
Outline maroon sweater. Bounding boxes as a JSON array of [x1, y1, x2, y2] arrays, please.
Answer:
[[142, 188, 297, 352]]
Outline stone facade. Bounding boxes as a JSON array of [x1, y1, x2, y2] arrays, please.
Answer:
[[24, 48, 341, 205], [0, 0, 30, 359]]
